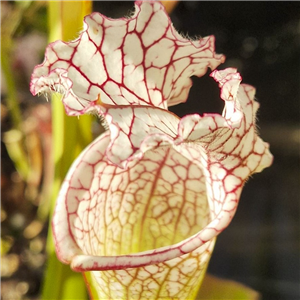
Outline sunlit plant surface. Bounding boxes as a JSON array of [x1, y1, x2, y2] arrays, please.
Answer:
[[30, 1, 272, 299]]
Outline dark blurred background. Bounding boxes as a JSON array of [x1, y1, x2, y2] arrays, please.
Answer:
[[169, 3, 300, 300], [1, 1, 299, 300]]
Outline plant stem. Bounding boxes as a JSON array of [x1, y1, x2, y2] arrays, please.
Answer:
[[41, 2, 93, 300], [1, 52, 23, 129]]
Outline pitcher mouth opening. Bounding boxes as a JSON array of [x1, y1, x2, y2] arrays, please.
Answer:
[[54, 141, 213, 272]]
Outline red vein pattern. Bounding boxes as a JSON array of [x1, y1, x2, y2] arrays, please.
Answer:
[[30, 1, 224, 115], [30, 1, 273, 299]]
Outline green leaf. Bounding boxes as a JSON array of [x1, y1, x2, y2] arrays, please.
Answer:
[[197, 274, 260, 300], [41, 2, 93, 300]]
